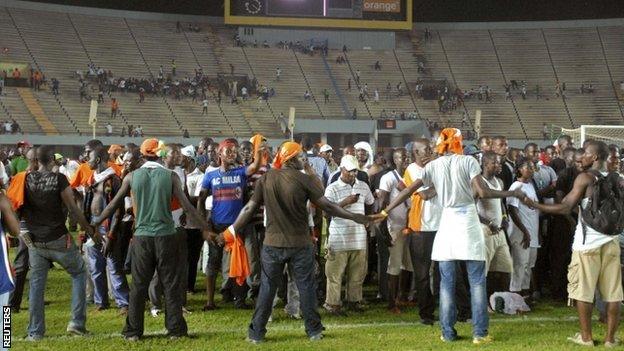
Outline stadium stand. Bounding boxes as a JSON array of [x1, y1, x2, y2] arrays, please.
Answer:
[[1, 6, 624, 139]]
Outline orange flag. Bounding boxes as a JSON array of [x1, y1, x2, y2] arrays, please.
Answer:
[[223, 226, 250, 286], [6, 172, 27, 210]]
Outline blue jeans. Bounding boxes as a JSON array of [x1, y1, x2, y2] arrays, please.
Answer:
[[86, 245, 129, 308], [439, 260, 488, 340], [86, 220, 130, 308], [248, 244, 323, 341], [28, 234, 87, 337]]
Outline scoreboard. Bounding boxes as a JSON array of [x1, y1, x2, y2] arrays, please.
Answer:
[[225, 0, 412, 30]]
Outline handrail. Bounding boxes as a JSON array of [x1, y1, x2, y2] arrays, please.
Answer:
[[182, 30, 240, 136], [291, 49, 325, 119], [124, 18, 184, 133], [595, 27, 624, 123], [486, 30, 529, 139], [436, 30, 479, 133], [240, 46, 279, 124], [342, 51, 373, 120], [67, 13, 130, 131], [6, 7, 81, 134], [320, 54, 350, 118], [540, 29, 577, 128], [392, 49, 423, 120]]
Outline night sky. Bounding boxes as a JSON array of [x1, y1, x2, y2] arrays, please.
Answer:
[[28, 0, 624, 22]]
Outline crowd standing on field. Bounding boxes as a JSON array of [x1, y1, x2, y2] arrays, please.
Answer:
[[0, 130, 623, 347]]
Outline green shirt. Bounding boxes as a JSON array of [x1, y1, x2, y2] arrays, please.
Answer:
[[10, 156, 28, 175], [131, 166, 175, 237]]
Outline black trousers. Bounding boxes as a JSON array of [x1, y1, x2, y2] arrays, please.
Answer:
[[549, 215, 574, 300], [123, 233, 188, 338], [186, 228, 203, 293], [9, 237, 29, 309], [408, 231, 436, 320]]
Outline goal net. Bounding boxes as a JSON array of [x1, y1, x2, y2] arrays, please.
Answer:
[[559, 125, 624, 147]]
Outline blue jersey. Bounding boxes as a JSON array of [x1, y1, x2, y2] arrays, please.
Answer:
[[201, 166, 247, 226], [0, 224, 14, 295]]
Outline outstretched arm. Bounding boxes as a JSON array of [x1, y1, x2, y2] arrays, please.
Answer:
[[313, 196, 368, 224], [383, 178, 423, 213], [527, 173, 590, 215], [472, 175, 522, 199]]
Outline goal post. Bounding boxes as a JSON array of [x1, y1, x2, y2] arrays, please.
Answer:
[[558, 125, 624, 147]]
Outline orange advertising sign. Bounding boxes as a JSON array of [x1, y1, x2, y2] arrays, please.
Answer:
[[363, 0, 401, 13]]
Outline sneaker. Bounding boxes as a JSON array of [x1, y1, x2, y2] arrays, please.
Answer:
[[473, 335, 493, 345], [309, 333, 323, 341], [182, 307, 192, 315], [246, 337, 263, 345], [123, 335, 140, 342], [566, 333, 594, 347], [440, 335, 454, 343], [285, 311, 302, 320], [24, 334, 43, 342], [66, 325, 90, 336], [605, 339, 621, 348], [150, 307, 161, 317]]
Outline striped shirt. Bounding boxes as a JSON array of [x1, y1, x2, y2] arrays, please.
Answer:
[[325, 178, 374, 251]]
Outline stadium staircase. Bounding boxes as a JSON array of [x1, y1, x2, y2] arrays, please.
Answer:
[[0, 89, 43, 134], [16, 88, 58, 134]]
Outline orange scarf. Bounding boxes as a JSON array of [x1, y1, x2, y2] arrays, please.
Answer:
[[7, 171, 27, 210], [223, 226, 250, 286], [403, 168, 423, 232], [250, 134, 269, 165]]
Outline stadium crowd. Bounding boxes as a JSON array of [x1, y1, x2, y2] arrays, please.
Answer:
[[0, 130, 622, 347]]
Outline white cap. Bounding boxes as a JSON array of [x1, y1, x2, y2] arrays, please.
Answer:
[[319, 144, 333, 153], [181, 145, 195, 157], [339, 155, 359, 172]]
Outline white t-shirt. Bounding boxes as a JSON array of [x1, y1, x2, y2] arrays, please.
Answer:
[[422, 154, 482, 208], [379, 170, 407, 232], [405, 163, 441, 231], [325, 178, 374, 251], [185, 167, 204, 229], [195, 165, 218, 211], [573, 197, 619, 251], [423, 155, 485, 261], [506, 181, 540, 248]]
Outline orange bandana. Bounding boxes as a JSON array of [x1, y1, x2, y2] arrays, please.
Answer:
[[436, 128, 463, 155], [272, 142, 302, 169]]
